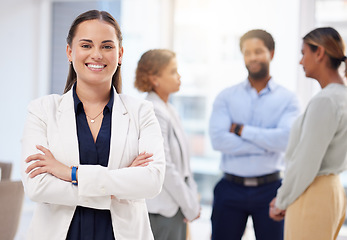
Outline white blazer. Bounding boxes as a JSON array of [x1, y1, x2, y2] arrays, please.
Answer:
[[21, 88, 165, 240], [145, 92, 200, 221]]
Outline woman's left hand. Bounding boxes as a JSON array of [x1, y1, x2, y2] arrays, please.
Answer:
[[25, 145, 71, 182], [269, 198, 286, 221], [128, 152, 153, 167]]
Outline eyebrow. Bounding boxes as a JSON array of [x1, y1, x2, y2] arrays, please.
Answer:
[[79, 39, 115, 44]]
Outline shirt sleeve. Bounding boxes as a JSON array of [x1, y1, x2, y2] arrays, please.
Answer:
[[209, 92, 267, 155], [241, 94, 300, 152], [275, 97, 338, 210]]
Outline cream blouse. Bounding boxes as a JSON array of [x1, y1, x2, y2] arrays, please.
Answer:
[[276, 83, 347, 210]]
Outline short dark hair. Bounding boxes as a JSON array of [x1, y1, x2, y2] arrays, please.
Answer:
[[240, 29, 275, 52]]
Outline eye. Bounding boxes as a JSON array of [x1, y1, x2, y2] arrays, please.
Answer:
[[81, 44, 91, 49], [103, 45, 114, 49]]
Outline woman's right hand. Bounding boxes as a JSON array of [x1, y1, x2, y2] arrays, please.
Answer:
[[129, 152, 153, 167], [25, 145, 71, 182]]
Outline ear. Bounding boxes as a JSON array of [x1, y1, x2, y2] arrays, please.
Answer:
[[149, 75, 159, 87], [315, 45, 325, 62], [269, 50, 275, 61], [118, 47, 124, 65], [66, 44, 72, 62]]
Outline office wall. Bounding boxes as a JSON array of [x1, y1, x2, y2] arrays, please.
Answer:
[[0, 0, 48, 179]]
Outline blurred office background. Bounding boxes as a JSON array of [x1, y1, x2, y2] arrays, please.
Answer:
[[1, 0, 347, 239]]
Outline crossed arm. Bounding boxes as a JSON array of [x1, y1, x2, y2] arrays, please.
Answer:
[[25, 145, 153, 182], [209, 95, 299, 155], [22, 99, 164, 208]]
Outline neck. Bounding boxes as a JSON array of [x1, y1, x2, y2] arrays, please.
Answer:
[[248, 75, 271, 93], [316, 69, 344, 88], [154, 90, 169, 103], [76, 81, 111, 105]]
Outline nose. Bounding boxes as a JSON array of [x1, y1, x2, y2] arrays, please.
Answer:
[[91, 48, 102, 60], [249, 52, 257, 61]]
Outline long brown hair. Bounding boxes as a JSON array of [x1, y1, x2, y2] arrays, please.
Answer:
[[303, 27, 346, 77], [64, 10, 123, 93]]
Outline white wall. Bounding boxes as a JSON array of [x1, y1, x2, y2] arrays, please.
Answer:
[[0, 0, 50, 179]]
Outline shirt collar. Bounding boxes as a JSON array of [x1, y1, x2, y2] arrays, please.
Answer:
[[73, 83, 82, 113], [266, 78, 276, 91], [72, 83, 114, 113], [106, 87, 114, 111], [243, 77, 277, 93]]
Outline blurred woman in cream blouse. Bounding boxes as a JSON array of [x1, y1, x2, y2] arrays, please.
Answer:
[[270, 27, 347, 240]]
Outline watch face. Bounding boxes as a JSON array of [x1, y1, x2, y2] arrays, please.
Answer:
[[235, 124, 242, 136]]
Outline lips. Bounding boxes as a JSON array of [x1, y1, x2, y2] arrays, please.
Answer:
[[86, 63, 106, 71]]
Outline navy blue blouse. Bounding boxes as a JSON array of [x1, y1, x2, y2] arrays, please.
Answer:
[[66, 85, 115, 240]]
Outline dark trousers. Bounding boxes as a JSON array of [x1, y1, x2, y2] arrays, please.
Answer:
[[211, 178, 284, 240]]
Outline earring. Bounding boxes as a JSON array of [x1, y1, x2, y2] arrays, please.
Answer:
[[118, 63, 122, 67]]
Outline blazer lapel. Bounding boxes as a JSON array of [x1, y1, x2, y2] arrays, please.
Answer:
[[147, 92, 190, 172], [108, 93, 130, 169], [167, 105, 190, 170], [57, 90, 80, 166]]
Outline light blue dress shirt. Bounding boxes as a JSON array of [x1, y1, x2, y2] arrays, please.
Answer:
[[209, 78, 300, 177]]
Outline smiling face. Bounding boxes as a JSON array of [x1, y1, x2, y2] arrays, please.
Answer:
[[66, 19, 123, 87], [241, 38, 274, 80]]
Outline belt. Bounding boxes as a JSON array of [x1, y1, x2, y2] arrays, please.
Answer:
[[224, 172, 281, 187]]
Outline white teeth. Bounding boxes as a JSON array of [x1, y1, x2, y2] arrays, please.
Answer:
[[87, 64, 105, 69]]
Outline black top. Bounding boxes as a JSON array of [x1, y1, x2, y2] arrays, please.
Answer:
[[66, 84, 115, 240]]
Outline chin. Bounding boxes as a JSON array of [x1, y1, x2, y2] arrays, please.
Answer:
[[304, 72, 311, 78], [172, 88, 180, 93]]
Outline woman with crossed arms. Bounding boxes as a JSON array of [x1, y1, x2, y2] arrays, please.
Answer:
[[21, 10, 165, 240]]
